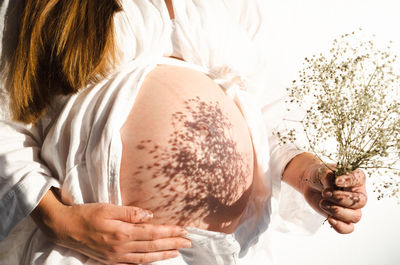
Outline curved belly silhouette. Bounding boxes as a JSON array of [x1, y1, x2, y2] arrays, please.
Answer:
[[119, 64, 254, 233]]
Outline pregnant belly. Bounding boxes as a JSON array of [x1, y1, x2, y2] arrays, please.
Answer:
[[119, 64, 254, 233]]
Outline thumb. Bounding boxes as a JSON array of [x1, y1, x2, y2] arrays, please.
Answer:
[[318, 163, 336, 188], [105, 204, 153, 223]]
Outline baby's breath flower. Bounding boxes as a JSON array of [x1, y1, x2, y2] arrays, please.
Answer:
[[275, 29, 400, 201]]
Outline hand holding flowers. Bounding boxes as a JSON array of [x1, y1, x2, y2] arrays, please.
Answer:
[[283, 152, 367, 234], [278, 30, 400, 202]]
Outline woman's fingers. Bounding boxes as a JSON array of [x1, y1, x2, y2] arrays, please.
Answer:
[[307, 167, 367, 235], [320, 200, 362, 224], [327, 218, 355, 234], [81, 225, 190, 264], [104, 204, 154, 223], [77, 231, 190, 264], [122, 224, 188, 241], [335, 168, 366, 188], [322, 189, 367, 209], [115, 237, 192, 253], [64, 204, 190, 264], [102, 250, 180, 265], [115, 250, 180, 264], [319, 163, 337, 188]]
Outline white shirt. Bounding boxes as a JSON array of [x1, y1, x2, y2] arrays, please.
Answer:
[[0, 0, 322, 264]]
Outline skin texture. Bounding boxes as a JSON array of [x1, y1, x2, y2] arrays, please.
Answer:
[[127, 98, 251, 227], [31, 189, 190, 265], [282, 152, 367, 234], [119, 65, 254, 233]]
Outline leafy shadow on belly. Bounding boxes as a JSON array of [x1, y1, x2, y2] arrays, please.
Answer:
[[132, 97, 251, 229]]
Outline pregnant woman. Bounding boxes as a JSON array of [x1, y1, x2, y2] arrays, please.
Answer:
[[0, 0, 367, 264], [120, 64, 255, 233]]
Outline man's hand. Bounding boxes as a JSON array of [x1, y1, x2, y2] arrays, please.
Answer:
[[283, 153, 368, 234], [31, 189, 191, 264], [303, 163, 368, 234]]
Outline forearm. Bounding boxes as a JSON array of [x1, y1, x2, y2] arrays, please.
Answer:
[[30, 188, 68, 242], [282, 152, 323, 195]]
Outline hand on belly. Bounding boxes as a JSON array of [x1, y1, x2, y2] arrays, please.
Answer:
[[120, 65, 254, 233]]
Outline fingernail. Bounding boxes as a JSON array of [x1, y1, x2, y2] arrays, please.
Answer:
[[336, 177, 345, 186], [323, 190, 333, 198], [330, 218, 337, 225], [180, 229, 188, 237], [141, 210, 153, 220], [170, 250, 180, 258], [183, 240, 192, 248], [321, 201, 330, 210]]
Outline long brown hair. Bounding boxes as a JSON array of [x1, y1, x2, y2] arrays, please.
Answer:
[[9, 0, 121, 123]]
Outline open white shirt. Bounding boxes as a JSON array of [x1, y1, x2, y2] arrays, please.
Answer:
[[0, 0, 323, 264]]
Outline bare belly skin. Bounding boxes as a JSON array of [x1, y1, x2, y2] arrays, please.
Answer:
[[119, 64, 254, 233]]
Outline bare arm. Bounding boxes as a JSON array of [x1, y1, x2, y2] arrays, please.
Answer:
[[282, 152, 321, 195]]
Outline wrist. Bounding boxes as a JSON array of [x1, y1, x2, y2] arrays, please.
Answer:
[[31, 188, 70, 242], [282, 152, 322, 195]]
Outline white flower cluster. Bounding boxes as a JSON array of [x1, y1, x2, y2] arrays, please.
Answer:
[[277, 30, 400, 200]]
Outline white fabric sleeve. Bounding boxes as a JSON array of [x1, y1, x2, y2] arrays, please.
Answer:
[[267, 132, 305, 198], [0, 120, 59, 241], [263, 102, 325, 235]]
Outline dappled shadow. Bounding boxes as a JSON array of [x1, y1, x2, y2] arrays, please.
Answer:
[[132, 97, 252, 229]]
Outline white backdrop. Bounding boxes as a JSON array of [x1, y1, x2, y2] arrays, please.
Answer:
[[260, 1, 400, 265]]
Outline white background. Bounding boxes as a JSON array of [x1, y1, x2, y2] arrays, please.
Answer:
[[260, 1, 400, 265]]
